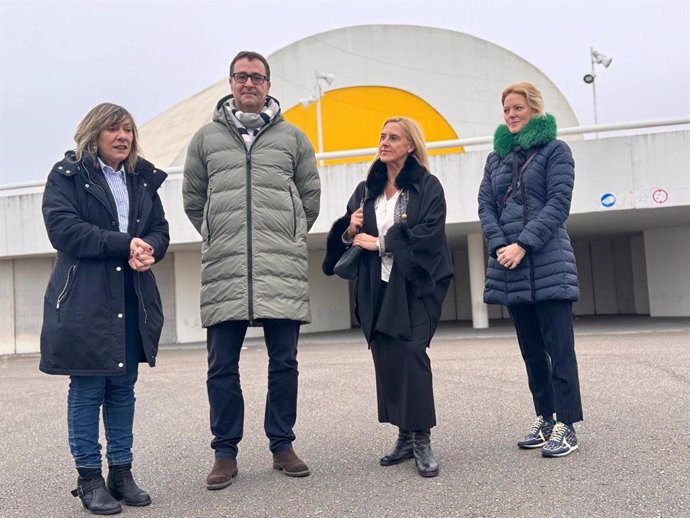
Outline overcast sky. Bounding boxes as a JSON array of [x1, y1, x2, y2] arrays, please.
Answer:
[[1, 0, 688, 186]]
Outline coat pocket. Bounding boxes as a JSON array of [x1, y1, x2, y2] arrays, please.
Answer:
[[288, 184, 298, 240], [56, 263, 79, 310]]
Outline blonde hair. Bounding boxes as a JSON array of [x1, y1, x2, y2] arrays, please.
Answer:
[[74, 103, 141, 172], [501, 82, 546, 117], [377, 116, 430, 170]]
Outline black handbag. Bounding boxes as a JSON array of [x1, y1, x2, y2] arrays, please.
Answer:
[[333, 187, 367, 280], [333, 245, 362, 280]]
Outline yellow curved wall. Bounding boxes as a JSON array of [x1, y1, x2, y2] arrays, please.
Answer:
[[284, 86, 462, 166]]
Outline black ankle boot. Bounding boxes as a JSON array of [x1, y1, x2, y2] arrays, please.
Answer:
[[72, 468, 122, 515], [380, 429, 414, 466], [413, 430, 439, 477], [107, 463, 151, 507]]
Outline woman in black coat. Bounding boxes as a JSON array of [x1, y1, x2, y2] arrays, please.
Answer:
[[478, 82, 583, 458], [40, 103, 169, 514], [323, 117, 453, 477]]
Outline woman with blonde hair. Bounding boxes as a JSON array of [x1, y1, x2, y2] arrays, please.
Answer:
[[478, 82, 583, 457], [41, 103, 169, 514], [323, 117, 453, 477]]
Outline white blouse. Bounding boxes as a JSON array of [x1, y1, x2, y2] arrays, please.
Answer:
[[375, 190, 400, 282]]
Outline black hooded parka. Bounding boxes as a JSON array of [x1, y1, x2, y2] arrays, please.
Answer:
[[39, 151, 169, 376]]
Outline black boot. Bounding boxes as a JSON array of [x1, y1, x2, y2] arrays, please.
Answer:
[[71, 468, 122, 515], [380, 429, 414, 466], [107, 463, 151, 507], [413, 430, 439, 477]]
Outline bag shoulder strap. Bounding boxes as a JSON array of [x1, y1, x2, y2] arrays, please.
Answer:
[[501, 150, 538, 205]]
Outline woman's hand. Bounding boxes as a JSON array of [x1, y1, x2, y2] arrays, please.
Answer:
[[129, 238, 155, 272], [497, 243, 526, 270], [346, 208, 364, 239], [353, 233, 378, 251]]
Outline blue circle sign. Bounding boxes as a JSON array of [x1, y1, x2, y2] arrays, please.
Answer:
[[600, 193, 616, 208]]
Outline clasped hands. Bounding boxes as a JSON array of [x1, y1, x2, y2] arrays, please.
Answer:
[[129, 237, 155, 272], [497, 243, 526, 270], [346, 208, 378, 251]]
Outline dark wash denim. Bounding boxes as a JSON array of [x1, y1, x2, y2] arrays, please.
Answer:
[[207, 319, 301, 458]]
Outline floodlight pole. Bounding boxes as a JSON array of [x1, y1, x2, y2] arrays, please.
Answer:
[[315, 77, 325, 157], [311, 70, 334, 166]]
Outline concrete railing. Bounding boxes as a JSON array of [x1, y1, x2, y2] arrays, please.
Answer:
[[2, 117, 688, 193]]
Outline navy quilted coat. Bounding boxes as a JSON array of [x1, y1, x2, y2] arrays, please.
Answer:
[[478, 114, 579, 306]]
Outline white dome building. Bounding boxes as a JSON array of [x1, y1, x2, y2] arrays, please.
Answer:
[[139, 25, 578, 168]]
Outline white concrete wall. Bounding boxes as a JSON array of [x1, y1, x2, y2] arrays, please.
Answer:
[[173, 251, 204, 344], [568, 131, 690, 214], [572, 241, 595, 316], [302, 250, 352, 333], [14, 258, 52, 353], [0, 261, 15, 354], [154, 255, 176, 345], [644, 224, 690, 316]]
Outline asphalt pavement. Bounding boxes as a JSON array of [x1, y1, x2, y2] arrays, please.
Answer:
[[1, 316, 689, 518]]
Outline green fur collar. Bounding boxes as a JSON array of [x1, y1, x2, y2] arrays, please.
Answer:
[[493, 113, 557, 157]]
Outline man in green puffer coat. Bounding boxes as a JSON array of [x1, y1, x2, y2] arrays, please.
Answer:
[[183, 51, 320, 490]]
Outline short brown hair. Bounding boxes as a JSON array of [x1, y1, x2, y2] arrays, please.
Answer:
[[229, 51, 271, 80]]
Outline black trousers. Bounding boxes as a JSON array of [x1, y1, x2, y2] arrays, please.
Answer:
[[370, 282, 436, 431], [206, 319, 301, 458], [508, 300, 583, 424]]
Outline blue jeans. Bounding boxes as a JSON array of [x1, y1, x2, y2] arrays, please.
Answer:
[[67, 279, 142, 469], [67, 366, 139, 468]]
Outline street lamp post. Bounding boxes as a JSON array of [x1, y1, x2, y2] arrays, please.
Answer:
[[299, 70, 335, 162], [583, 47, 612, 131]]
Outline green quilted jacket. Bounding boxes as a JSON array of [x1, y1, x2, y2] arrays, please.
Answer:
[[183, 95, 321, 327]]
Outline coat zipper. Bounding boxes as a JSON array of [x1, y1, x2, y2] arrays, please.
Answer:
[[56, 264, 78, 309], [289, 185, 297, 239], [206, 177, 214, 245], [226, 113, 278, 324], [245, 150, 254, 322]]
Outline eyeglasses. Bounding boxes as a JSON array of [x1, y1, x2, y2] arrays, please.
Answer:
[[231, 72, 269, 85]]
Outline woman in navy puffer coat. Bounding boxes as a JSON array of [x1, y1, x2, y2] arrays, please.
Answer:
[[478, 82, 583, 458]]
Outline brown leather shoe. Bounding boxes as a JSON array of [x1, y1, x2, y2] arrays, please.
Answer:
[[272, 448, 310, 477], [206, 457, 238, 490]]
